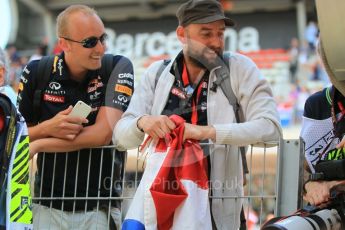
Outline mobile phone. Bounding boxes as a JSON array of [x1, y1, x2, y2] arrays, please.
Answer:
[[69, 101, 92, 119]]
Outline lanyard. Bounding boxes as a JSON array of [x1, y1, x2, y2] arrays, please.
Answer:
[[181, 63, 205, 125]]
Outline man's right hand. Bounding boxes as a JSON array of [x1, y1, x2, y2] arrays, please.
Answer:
[[137, 115, 176, 140], [39, 106, 88, 140], [303, 180, 345, 206]]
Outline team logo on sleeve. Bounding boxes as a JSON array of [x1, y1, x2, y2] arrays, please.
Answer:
[[118, 95, 128, 103], [117, 79, 133, 86], [115, 84, 132, 96], [118, 73, 134, 80], [113, 95, 129, 107]]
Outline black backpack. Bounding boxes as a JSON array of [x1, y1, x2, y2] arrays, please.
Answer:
[[32, 54, 115, 123]]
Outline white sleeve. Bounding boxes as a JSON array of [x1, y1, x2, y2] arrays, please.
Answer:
[[214, 54, 282, 146], [113, 61, 162, 150]]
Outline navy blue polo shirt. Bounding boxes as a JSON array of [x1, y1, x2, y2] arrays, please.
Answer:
[[17, 53, 134, 211], [18, 53, 133, 124]]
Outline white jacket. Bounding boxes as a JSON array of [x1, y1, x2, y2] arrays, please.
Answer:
[[114, 52, 282, 229]]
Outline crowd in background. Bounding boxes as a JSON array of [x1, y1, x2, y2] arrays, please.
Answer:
[[277, 20, 328, 128], [2, 19, 325, 130]]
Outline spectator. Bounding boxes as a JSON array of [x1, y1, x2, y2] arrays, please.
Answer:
[[5, 43, 19, 63], [304, 20, 318, 54], [288, 37, 300, 84], [295, 86, 310, 123], [5, 43, 22, 92], [0, 47, 17, 104], [301, 85, 345, 205], [114, 0, 281, 229], [17, 5, 134, 229], [301, 41, 345, 206], [29, 44, 48, 62]]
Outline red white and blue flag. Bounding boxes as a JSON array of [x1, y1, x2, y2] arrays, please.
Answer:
[[122, 115, 212, 230]]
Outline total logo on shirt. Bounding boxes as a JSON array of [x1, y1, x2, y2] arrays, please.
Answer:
[[43, 94, 65, 103]]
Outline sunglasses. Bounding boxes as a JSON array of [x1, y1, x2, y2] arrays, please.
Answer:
[[61, 33, 108, 48]]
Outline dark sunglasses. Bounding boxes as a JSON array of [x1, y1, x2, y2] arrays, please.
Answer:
[[61, 33, 108, 48]]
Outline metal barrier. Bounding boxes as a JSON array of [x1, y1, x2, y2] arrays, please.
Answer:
[[275, 138, 305, 217], [242, 142, 280, 227], [28, 139, 303, 229], [30, 146, 126, 229]]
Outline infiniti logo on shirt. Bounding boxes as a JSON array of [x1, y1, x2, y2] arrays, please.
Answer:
[[49, 82, 61, 90], [118, 95, 128, 103]]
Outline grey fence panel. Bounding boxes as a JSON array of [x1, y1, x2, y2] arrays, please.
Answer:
[[243, 142, 279, 226], [275, 138, 304, 217]]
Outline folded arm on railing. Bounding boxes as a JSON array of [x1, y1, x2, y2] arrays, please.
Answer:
[[29, 106, 122, 157]]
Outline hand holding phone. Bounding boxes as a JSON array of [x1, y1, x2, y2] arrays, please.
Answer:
[[69, 101, 92, 119]]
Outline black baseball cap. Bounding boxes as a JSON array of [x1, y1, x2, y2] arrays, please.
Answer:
[[176, 0, 235, 27]]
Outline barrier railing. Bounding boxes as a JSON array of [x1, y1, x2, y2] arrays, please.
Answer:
[[28, 139, 303, 229]]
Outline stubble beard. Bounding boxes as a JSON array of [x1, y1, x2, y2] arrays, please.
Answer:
[[186, 47, 223, 71]]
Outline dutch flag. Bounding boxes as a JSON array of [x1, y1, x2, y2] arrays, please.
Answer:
[[122, 115, 212, 230]]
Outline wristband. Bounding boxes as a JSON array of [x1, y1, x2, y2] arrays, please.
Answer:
[[136, 117, 144, 132]]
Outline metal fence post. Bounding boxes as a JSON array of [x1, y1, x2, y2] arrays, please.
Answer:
[[275, 138, 304, 216]]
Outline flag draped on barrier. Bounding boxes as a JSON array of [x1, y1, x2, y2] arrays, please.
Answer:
[[123, 115, 211, 230]]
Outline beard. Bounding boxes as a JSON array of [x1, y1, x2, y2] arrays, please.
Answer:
[[186, 46, 224, 70]]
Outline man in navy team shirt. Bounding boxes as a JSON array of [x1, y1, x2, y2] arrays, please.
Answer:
[[17, 5, 134, 229]]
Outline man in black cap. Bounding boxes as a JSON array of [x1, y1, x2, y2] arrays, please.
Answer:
[[115, 0, 281, 229]]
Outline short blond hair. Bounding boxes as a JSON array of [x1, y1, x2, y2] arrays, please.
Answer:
[[56, 5, 98, 37]]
